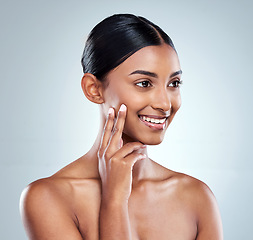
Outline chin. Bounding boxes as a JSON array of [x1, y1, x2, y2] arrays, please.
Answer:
[[141, 136, 164, 145], [122, 132, 165, 146]]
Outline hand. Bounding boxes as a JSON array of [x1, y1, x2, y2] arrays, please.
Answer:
[[98, 104, 146, 203]]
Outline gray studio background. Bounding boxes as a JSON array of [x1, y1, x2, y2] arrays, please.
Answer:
[[1, 0, 252, 239]]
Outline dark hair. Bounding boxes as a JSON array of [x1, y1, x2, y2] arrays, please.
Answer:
[[81, 14, 176, 81]]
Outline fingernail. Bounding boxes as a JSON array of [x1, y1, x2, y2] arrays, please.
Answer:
[[141, 145, 147, 148], [140, 154, 146, 159], [108, 108, 114, 115], [119, 104, 127, 112]]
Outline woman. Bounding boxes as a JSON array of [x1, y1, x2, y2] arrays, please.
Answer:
[[20, 14, 223, 239]]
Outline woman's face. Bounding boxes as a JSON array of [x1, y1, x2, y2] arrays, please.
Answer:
[[101, 44, 182, 145]]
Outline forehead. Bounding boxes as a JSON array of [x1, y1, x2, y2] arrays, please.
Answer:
[[109, 44, 181, 78]]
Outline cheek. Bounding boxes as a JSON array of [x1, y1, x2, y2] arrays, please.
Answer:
[[124, 93, 147, 109], [112, 89, 146, 111], [172, 93, 181, 112], [104, 86, 126, 108]]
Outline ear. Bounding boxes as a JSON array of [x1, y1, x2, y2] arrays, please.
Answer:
[[81, 73, 104, 104]]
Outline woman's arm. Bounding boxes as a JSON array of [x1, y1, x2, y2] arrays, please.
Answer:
[[20, 180, 83, 240], [195, 182, 223, 240], [99, 199, 131, 239], [98, 105, 146, 240]]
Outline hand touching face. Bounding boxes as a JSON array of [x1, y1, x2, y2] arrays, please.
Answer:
[[98, 105, 146, 203]]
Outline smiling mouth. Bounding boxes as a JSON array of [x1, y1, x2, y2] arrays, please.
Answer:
[[138, 115, 168, 130]]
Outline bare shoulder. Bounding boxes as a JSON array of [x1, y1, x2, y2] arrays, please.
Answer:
[[20, 157, 100, 239], [170, 171, 215, 199], [150, 162, 220, 208], [168, 171, 223, 239], [165, 171, 218, 212], [20, 158, 100, 219], [20, 177, 81, 239], [152, 162, 214, 196], [20, 177, 73, 213]]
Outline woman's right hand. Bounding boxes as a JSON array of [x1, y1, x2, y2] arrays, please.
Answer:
[[98, 104, 146, 204]]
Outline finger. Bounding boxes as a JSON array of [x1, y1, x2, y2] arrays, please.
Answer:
[[110, 142, 146, 161], [108, 104, 127, 150], [123, 151, 146, 168], [99, 108, 115, 154]]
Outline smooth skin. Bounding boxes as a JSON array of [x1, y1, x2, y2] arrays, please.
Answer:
[[20, 44, 223, 240]]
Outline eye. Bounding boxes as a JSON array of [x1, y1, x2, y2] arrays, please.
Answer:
[[168, 79, 182, 88], [136, 80, 152, 88]]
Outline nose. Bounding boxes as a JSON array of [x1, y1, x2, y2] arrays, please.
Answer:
[[151, 87, 172, 112]]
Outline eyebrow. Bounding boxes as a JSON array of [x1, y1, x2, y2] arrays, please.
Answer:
[[129, 69, 182, 78], [170, 70, 183, 78]]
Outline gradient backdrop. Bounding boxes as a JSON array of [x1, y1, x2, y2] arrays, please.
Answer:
[[1, 0, 252, 239]]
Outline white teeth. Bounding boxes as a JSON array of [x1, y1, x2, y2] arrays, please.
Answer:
[[140, 116, 166, 124]]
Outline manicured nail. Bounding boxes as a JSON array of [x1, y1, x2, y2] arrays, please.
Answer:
[[108, 108, 114, 115], [119, 104, 127, 112]]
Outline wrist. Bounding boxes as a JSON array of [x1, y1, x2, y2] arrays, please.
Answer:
[[101, 195, 129, 209]]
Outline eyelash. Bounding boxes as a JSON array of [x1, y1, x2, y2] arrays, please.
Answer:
[[136, 81, 152, 88], [169, 80, 183, 88], [135, 79, 182, 88]]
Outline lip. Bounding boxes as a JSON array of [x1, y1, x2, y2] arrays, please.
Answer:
[[138, 114, 168, 130], [139, 114, 169, 119]]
